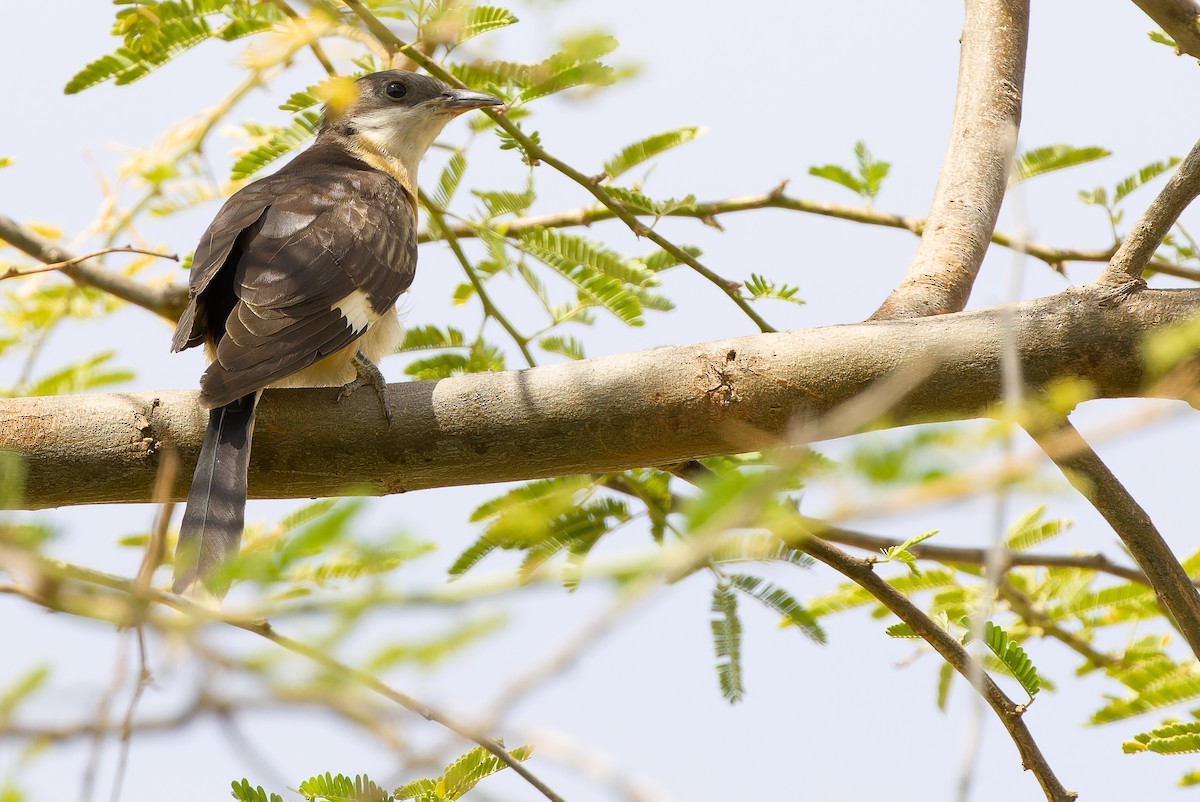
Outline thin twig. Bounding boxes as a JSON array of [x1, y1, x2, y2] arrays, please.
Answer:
[[0, 246, 178, 282], [1099, 136, 1200, 287], [1026, 419, 1200, 662], [792, 535, 1077, 802], [0, 553, 568, 802], [418, 190, 536, 366], [340, 0, 776, 333], [416, 191, 1200, 280], [998, 580, 1118, 669], [0, 216, 186, 320], [267, 0, 338, 76]]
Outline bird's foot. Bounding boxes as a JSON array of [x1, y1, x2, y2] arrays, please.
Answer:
[[338, 350, 393, 425]]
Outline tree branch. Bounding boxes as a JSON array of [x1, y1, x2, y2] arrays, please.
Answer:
[[1099, 136, 1200, 288], [870, 0, 1030, 320], [795, 535, 1076, 802], [419, 191, 1200, 281], [1026, 419, 1200, 661], [7, 286, 1200, 509], [0, 215, 186, 321], [805, 518, 1160, 587], [1130, 0, 1200, 59]]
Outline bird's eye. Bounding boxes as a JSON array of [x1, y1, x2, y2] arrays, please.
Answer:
[[385, 81, 407, 99]]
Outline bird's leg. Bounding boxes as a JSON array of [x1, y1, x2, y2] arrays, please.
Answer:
[[338, 350, 393, 425]]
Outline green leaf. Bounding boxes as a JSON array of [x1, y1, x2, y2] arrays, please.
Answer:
[[1004, 505, 1070, 551], [26, 351, 134, 396], [230, 779, 284, 802], [711, 583, 745, 703], [458, 6, 519, 43], [984, 621, 1040, 700], [1126, 720, 1200, 755], [297, 773, 389, 802], [603, 186, 696, 219], [810, 141, 891, 202], [1008, 144, 1111, 185], [365, 616, 505, 671], [398, 325, 467, 352], [879, 530, 937, 575], [430, 152, 467, 210], [230, 111, 321, 181], [709, 532, 813, 568], [393, 778, 437, 802], [1114, 158, 1181, 204], [1149, 30, 1177, 48], [743, 273, 805, 306], [0, 666, 49, 722], [854, 140, 891, 200], [538, 335, 585, 360], [885, 622, 919, 638], [937, 661, 954, 711], [603, 126, 706, 180], [435, 744, 533, 801], [517, 229, 657, 325], [809, 164, 863, 195], [472, 185, 535, 218], [729, 573, 826, 644]]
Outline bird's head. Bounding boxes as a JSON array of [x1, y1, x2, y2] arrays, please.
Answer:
[[322, 70, 503, 191]]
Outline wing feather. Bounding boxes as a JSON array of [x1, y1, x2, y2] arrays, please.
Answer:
[[173, 141, 418, 408]]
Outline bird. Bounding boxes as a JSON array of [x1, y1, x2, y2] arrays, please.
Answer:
[[170, 70, 502, 596]]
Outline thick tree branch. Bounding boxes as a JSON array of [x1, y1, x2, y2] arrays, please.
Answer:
[[1026, 420, 1200, 661], [0, 215, 186, 321], [871, 0, 1030, 320], [1099, 136, 1200, 288], [1131, 0, 1200, 59], [796, 536, 1076, 802], [6, 286, 1200, 509]]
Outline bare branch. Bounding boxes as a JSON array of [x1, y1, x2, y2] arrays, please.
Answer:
[[0, 551, 568, 802], [1026, 419, 1200, 662], [0, 246, 178, 282], [796, 536, 1076, 802], [1099, 137, 1200, 287], [0, 215, 186, 321], [423, 192, 1200, 280], [6, 286, 1200, 509], [1130, 0, 1200, 59], [870, 0, 1030, 320], [805, 518, 1158, 586]]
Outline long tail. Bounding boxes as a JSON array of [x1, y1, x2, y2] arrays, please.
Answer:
[[173, 391, 259, 597]]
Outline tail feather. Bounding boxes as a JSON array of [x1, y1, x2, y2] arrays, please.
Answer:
[[173, 392, 259, 597]]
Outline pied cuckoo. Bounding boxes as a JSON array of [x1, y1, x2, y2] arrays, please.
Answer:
[[171, 70, 501, 596]]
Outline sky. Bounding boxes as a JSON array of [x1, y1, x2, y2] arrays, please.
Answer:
[[4, 2, 1200, 801]]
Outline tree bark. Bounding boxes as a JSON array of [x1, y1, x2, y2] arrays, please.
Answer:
[[4, 286, 1200, 510]]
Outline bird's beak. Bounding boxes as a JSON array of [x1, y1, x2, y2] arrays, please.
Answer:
[[438, 88, 505, 112]]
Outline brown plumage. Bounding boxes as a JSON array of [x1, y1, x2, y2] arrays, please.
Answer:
[[172, 70, 502, 596]]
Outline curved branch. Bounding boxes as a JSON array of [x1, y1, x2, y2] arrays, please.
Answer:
[[871, 0, 1030, 320], [1099, 136, 1200, 287], [796, 536, 1076, 802], [1026, 420, 1200, 662], [6, 286, 1200, 509], [1131, 0, 1200, 59]]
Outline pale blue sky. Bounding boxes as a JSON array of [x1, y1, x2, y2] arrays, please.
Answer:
[[3, 3, 1200, 801]]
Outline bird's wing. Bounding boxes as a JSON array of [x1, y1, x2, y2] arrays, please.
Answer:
[[177, 156, 416, 408]]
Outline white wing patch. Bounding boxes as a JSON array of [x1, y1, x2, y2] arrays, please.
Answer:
[[333, 288, 379, 333]]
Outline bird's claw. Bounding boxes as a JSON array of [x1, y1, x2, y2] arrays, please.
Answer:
[[338, 350, 393, 426]]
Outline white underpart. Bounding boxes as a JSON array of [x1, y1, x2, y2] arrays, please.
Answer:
[[333, 288, 377, 333], [271, 301, 404, 390], [353, 104, 452, 188]]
